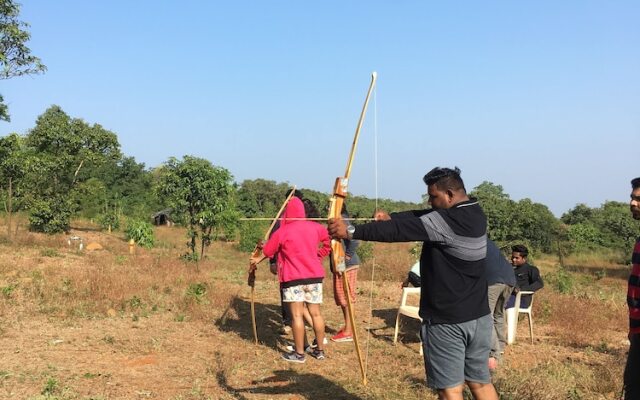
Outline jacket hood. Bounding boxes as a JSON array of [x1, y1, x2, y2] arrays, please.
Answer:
[[282, 197, 305, 225]]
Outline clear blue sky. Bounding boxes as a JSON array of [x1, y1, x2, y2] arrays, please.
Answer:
[[2, 1, 638, 216]]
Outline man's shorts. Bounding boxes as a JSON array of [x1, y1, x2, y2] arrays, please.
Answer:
[[282, 283, 323, 304], [333, 268, 358, 307], [420, 313, 492, 390]]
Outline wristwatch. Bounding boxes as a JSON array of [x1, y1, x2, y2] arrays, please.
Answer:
[[346, 225, 356, 240]]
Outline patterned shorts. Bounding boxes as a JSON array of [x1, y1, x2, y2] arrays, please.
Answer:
[[333, 268, 358, 307], [282, 283, 323, 304]]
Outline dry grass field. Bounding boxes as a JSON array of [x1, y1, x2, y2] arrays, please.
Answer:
[[0, 217, 631, 399]]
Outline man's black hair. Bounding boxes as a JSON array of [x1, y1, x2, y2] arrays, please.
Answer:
[[303, 199, 320, 218], [632, 177, 640, 190], [511, 244, 529, 258], [423, 166, 466, 192], [341, 203, 349, 215]]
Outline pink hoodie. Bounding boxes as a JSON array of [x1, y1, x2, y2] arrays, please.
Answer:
[[262, 197, 331, 285]]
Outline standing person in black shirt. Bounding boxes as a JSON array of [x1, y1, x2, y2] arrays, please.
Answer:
[[328, 167, 498, 400], [486, 240, 516, 371], [505, 244, 544, 309]]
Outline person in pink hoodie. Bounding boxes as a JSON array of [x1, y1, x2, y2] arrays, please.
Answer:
[[250, 196, 331, 363]]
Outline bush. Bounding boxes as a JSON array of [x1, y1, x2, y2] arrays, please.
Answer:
[[567, 223, 604, 250], [28, 198, 73, 234], [180, 252, 199, 263], [356, 241, 374, 263], [553, 267, 574, 294], [238, 221, 267, 252], [125, 220, 155, 248], [186, 282, 207, 303], [97, 210, 120, 231], [212, 208, 240, 242]]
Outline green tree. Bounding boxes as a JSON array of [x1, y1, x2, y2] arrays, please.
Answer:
[[76, 156, 159, 222], [567, 223, 604, 250], [0, 0, 46, 121], [471, 181, 561, 252], [236, 179, 290, 217], [470, 181, 517, 243], [561, 201, 640, 253], [23, 106, 121, 233], [156, 156, 237, 260], [561, 203, 594, 225], [512, 199, 559, 253], [0, 132, 26, 237], [595, 201, 639, 251]]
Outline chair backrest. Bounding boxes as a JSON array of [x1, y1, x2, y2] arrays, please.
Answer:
[[515, 290, 535, 313], [400, 287, 421, 307]]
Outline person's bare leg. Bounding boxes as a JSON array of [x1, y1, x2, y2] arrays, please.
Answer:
[[438, 384, 464, 400], [303, 304, 314, 328], [306, 303, 325, 351], [289, 302, 306, 354], [340, 306, 353, 335], [341, 270, 355, 335], [467, 381, 499, 400]]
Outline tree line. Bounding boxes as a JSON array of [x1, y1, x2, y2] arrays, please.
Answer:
[[2, 106, 638, 262], [471, 181, 638, 261], [0, 106, 422, 259]]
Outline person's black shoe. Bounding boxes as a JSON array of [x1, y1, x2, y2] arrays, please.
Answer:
[[309, 349, 325, 360], [281, 351, 306, 363]]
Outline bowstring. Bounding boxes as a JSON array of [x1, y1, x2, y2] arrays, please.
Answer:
[[364, 80, 378, 374]]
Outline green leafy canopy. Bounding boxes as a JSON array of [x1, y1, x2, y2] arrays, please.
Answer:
[[0, 0, 47, 121]]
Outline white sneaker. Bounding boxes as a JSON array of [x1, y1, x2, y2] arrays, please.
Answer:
[[311, 338, 329, 348], [285, 343, 312, 353]]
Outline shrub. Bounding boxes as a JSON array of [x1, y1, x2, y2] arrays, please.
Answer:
[[97, 211, 120, 231], [41, 377, 59, 395], [128, 295, 143, 309], [28, 198, 73, 234], [1, 284, 17, 298], [40, 248, 60, 257], [180, 252, 199, 263], [238, 221, 266, 252], [356, 241, 374, 263], [125, 220, 155, 248], [567, 223, 604, 250], [553, 267, 574, 294], [186, 282, 207, 303]]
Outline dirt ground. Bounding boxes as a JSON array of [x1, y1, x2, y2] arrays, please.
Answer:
[[1, 285, 628, 399], [0, 281, 426, 399], [0, 226, 631, 399]]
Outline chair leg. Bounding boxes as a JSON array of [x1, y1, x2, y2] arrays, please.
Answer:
[[393, 313, 401, 344], [527, 313, 534, 344], [506, 307, 517, 344]]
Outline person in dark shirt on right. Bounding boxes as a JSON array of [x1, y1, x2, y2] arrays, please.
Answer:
[[505, 244, 543, 309], [623, 176, 640, 400]]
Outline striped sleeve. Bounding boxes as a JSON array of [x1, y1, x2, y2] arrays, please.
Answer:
[[419, 212, 487, 262]]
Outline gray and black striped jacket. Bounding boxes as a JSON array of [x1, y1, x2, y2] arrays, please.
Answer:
[[353, 199, 489, 324]]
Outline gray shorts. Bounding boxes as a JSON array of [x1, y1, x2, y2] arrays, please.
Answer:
[[420, 313, 492, 390]]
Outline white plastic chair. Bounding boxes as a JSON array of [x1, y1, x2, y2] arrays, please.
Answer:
[[506, 290, 534, 344], [393, 287, 423, 355]]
